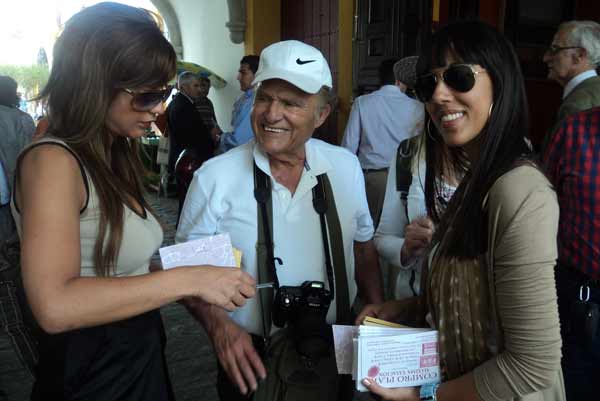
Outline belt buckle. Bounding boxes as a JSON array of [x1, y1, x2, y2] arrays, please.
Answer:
[[580, 285, 591, 302]]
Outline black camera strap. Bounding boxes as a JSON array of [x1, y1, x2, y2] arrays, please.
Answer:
[[253, 163, 278, 340], [253, 162, 350, 338]]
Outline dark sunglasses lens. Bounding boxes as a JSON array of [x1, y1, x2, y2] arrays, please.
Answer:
[[415, 75, 437, 102], [444, 65, 475, 93], [132, 87, 172, 111]]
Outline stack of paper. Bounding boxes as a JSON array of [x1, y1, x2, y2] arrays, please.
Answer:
[[332, 318, 440, 392]]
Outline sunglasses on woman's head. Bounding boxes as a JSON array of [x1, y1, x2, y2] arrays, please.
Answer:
[[415, 64, 485, 103], [122, 85, 173, 112]]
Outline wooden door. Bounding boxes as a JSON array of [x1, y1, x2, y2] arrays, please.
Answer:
[[353, 0, 432, 95], [281, 0, 339, 145], [442, 0, 600, 149], [503, 0, 578, 148]]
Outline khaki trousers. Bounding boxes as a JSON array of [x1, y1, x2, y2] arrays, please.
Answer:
[[363, 169, 388, 228]]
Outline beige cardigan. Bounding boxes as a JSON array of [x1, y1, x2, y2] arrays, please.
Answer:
[[471, 165, 565, 401]]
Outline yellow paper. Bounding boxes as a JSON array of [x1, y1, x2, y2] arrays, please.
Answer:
[[233, 248, 242, 268], [362, 316, 407, 328]]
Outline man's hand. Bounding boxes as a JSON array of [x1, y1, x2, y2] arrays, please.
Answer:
[[354, 240, 384, 304], [210, 127, 222, 145], [208, 313, 266, 395], [400, 216, 434, 265]]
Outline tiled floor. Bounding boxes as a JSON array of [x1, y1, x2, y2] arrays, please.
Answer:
[[148, 193, 219, 401]]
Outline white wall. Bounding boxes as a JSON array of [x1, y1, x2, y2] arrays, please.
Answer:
[[169, 0, 244, 131]]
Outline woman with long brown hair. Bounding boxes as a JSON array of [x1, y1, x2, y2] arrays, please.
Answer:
[[10, 3, 255, 400]]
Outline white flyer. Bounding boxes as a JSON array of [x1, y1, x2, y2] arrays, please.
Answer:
[[332, 324, 358, 374], [356, 330, 440, 391], [159, 233, 236, 269]]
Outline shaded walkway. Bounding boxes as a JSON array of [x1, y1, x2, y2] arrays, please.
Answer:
[[148, 193, 219, 401]]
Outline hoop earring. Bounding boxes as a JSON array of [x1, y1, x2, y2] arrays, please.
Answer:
[[426, 119, 438, 143], [488, 102, 494, 118]]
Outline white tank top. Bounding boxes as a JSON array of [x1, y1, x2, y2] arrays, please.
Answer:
[[11, 137, 163, 277]]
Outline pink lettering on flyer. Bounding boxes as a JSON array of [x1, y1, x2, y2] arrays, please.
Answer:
[[368, 365, 380, 378], [420, 355, 438, 368], [422, 342, 438, 354]]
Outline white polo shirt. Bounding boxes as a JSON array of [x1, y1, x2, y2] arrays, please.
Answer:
[[176, 138, 374, 335]]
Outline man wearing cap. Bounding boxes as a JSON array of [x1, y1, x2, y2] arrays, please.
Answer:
[[341, 57, 424, 226], [177, 40, 383, 400]]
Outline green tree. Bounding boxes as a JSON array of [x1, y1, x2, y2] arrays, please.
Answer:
[[0, 64, 50, 98]]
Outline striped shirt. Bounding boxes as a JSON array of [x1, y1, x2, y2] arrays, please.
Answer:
[[194, 96, 218, 130], [544, 107, 600, 280]]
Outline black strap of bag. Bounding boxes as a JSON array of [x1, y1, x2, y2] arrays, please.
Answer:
[[396, 138, 415, 214], [253, 162, 350, 338], [395, 138, 418, 297], [253, 164, 279, 340], [314, 173, 351, 325]]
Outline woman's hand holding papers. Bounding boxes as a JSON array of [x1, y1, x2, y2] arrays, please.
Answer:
[[361, 378, 419, 401], [355, 297, 420, 326], [183, 265, 256, 311]]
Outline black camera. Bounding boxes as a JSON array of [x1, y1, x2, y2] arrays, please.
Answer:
[[272, 281, 333, 359]]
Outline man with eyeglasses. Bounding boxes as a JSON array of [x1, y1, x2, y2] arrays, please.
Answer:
[[542, 20, 600, 152]]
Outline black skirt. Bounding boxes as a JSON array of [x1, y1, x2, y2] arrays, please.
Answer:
[[32, 309, 174, 401]]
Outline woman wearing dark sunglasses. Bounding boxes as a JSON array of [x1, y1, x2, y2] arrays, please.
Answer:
[[358, 21, 564, 401], [10, 3, 256, 401]]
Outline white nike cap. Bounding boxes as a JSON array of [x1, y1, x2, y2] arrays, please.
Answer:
[[252, 40, 332, 94]]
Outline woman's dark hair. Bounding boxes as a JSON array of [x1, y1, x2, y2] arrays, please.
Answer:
[[36, 2, 176, 276], [420, 20, 531, 257], [0, 76, 19, 107]]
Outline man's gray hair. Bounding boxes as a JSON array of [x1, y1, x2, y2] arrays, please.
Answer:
[[560, 20, 600, 67], [317, 86, 337, 110], [177, 71, 198, 88]]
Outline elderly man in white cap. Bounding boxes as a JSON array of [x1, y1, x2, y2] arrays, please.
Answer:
[[177, 40, 383, 401]]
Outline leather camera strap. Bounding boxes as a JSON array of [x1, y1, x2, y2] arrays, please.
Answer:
[[254, 163, 277, 339], [317, 173, 351, 325]]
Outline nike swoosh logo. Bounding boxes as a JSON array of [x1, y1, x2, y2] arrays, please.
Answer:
[[296, 58, 316, 65]]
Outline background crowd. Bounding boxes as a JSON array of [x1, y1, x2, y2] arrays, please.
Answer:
[[1, 2, 599, 401]]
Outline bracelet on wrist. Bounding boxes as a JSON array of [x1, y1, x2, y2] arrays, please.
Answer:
[[420, 382, 441, 401]]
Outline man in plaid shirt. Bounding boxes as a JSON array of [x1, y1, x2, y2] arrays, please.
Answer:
[[544, 106, 600, 401]]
